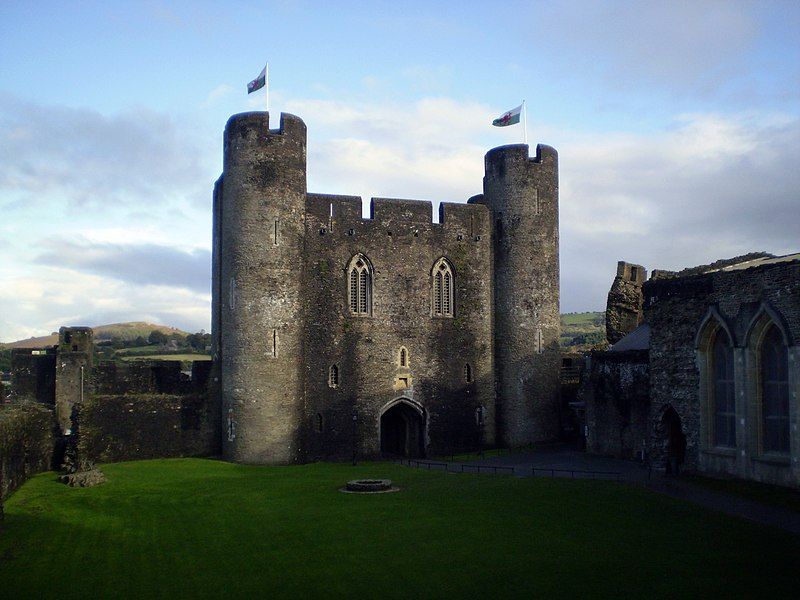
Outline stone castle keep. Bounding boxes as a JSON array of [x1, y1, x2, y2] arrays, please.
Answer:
[[212, 111, 561, 464]]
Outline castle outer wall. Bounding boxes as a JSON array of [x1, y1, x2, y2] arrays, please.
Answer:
[[213, 112, 561, 463]]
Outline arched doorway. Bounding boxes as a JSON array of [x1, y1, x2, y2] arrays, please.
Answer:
[[661, 406, 686, 475], [380, 400, 424, 458]]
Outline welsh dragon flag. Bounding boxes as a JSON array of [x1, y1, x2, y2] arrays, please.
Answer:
[[247, 65, 267, 94], [492, 104, 522, 127]]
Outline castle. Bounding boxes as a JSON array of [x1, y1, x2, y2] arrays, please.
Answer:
[[211, 111, 561, 464]]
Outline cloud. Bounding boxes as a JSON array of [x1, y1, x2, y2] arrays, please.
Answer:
[[0, 94, 213, 210], [558, 111, 800, 311], [286, 97, 799, 312], [288, 97, 506, 209], [34, 239, 211, 293], [0, 268, 210, 342], [535, 0, 761, 94]]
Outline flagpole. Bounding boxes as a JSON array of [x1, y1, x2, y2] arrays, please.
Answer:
[[266, 62, 270, 113], [523, 99, 528, 146]]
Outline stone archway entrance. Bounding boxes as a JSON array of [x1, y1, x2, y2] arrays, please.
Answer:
[[661, 406, 686, 475], [380, 400, 424, 458]]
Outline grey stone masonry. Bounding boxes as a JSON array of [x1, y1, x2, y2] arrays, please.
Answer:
[[474, 144, 561, 446], [606, 261, 646, 345], [55, 327, 93, 435], [213, 112, 561, 464]]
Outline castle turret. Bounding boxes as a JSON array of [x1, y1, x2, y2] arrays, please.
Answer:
[[481, 144, 560, 445], [215, 112, 307, 463], [55, 326, 93, 434]]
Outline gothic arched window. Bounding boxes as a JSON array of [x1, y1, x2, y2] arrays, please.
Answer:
[[399, 347, 408, 368], [761, 325, 789, 454], [432, 258, 454, 317], [329, 364, 339, 388], [347, 254, 372, 315], [711, 330, 736, 448]]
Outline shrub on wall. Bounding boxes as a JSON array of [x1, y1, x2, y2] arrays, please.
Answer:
[[0, 402, 54, 500]]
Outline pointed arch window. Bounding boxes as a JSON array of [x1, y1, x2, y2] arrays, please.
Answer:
[[432, 258, 454, 317], [760, 325, 789, 454], [465, 363, 473, 383], [347, 254, 372, 315], [399, 347, 408, 368], [711, 330, 736, 448], [329, 364, 339, 388]]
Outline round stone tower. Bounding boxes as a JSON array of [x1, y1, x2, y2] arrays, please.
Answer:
[[215, 112, 307, 463], [482, 144, 561, 446]]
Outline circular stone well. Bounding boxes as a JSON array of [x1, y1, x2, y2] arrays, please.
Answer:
[[341, 479, 399, 494]]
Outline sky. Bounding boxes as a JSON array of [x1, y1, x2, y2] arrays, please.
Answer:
[[1, 0, 798, 342]]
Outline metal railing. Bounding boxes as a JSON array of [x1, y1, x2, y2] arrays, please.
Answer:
[[395, 458, 621, 481]]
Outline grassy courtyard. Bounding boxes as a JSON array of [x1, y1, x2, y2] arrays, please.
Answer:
[[1, 459, 798, 599]]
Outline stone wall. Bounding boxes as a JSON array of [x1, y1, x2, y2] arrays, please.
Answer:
[[10, 349, 56, 404], [606, 261, 646, 345], [645, 258, 800, 486], [583, 350, 649, 458], [76, 393, 219, 463], [302, 196, 495, 459], [0, 403, 54, 500]]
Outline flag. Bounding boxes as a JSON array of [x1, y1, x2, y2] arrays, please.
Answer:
[[247, 65, 267, 94], [492, 104, 522, 127]]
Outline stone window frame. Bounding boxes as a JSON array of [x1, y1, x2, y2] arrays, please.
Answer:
[[346, 253, 373, 316], [743, 304, 793, 459], [329, 364, 340, 388], [398, 346, 409, 368], [464, 363, 473, 383], [695, 307, 738, 452], [431, 257, 455, 318]]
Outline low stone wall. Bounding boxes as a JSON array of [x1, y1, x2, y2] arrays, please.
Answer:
[[0, 403, 55, 500], [76, 394, 220, 463], [583, 350, 650, 459]]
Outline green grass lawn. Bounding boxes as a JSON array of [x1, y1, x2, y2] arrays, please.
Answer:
[[683, 473, 800, 513], [2, 459, 798, 599]]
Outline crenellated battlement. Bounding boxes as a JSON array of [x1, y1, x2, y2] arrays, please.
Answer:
[[306, 193, 489, 238], [224, 111, 306, 145]]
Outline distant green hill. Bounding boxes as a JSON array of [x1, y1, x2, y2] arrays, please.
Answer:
[[560, 311, 606, 351], [2, 322, 189, 349]]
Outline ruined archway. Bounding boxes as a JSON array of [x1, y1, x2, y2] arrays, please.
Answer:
[[380, 399, 424, 458]]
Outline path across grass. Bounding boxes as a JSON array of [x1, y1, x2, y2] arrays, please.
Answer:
[[1, 459, 798, 598]]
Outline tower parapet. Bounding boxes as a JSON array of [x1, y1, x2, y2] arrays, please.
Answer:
[[216, 111, 307, 463], [479, 144, 561, 445], [606, 261, 647, 345]]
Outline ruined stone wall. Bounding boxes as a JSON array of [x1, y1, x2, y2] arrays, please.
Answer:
[[606, 261, 646, 344], [302, 196, 495, 459], [54, 327, 93, 435], [476, 144, 561, 445], [0, 402, 54, 500], [76, 393, 219, 463], [10, 349, 56, 404], [645, 260, 800, 486], [583, 350, 650, 458]]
